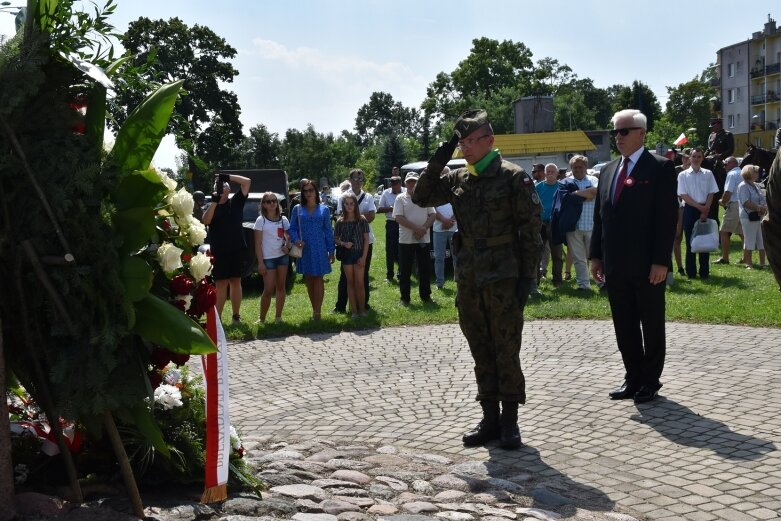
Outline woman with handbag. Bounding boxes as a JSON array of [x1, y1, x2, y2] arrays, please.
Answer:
[[334, 193, 370, 318], [253, 192, 290, 324], [289, 178, 335, 320], [737, 165, 768, 269]]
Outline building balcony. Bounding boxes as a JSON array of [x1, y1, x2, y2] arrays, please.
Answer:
[[751, 62, 781, 78], [751, 91, 781, 104]]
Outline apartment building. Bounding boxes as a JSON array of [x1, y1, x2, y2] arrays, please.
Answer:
[[717, 14, 781, 154]]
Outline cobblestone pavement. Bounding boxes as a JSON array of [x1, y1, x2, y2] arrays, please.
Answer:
[[227, 320, 781, 521]]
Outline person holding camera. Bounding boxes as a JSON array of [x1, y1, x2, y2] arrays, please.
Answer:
[[202, 170, 251, 324]]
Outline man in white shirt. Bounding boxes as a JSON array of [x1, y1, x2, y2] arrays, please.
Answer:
[[393, 172, 436, 306], [333, 168, 377, 313], [565, 155, 599, 290], [677, 147, 719, 279], [713, 156, 744, 264], [377, 167, 405, 282]]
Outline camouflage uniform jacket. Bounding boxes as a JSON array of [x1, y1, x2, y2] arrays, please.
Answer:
[[413, 154, 542, 287]]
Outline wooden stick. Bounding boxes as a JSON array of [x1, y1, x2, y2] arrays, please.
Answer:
[[21, 240, 77, 337], [12, 259, 83, 503], [102, 410, 145, 519]]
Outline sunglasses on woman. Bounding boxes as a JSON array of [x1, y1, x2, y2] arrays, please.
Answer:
[[262, 199, 276, 204]]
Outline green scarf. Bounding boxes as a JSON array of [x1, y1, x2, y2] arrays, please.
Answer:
[[465, 149, 499, 176]]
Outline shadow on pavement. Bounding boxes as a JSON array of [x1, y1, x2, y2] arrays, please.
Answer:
[[632, 397, 776, 460], [477, 444, 615, 514]]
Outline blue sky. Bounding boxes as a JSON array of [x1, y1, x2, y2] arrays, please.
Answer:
[[1, 1, 778, 169]]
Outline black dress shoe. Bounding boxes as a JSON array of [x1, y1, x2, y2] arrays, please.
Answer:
[[499, 423, 522, 449], [633, 385, 659, 404], [609, 382, 638, 400], [462, 420, 501, 446]]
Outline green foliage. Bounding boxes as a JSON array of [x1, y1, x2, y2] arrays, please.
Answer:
[[131, 295, 215, 355], [354, 91, 420, 146], [664, 79, 717, 145], [111, 17, 243, 178], [378, 134, 406, 180], [610, 80, 662, 131]]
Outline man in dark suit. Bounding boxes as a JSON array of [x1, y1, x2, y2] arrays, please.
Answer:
[[589, 109, 678, 404]]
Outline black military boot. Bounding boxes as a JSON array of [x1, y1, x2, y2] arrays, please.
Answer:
[[462, 401, 500, 446], [499, 401, 522, 449]]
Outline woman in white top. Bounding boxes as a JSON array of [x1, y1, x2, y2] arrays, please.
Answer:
[[736, 165, 768, 269], [253, 192, 290, 323]]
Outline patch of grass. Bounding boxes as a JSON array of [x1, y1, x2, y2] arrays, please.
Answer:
[[221, 219, 781, 340]]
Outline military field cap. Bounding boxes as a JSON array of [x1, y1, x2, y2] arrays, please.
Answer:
[[681, 147, 692, 156], [404, 172, 419, 182], [454, 109, 491, 139], [709, 118, 723, 126]]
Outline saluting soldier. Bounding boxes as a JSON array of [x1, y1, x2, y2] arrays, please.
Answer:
[[413, 109, 542, 449], [706, 118, 734, 161]]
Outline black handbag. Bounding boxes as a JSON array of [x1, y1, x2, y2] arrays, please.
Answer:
[[335, 245, 349, 261], [748, 211, 761, 222]]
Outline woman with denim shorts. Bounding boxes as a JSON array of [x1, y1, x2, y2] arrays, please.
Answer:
[[253, 192, 290, 323], [334, 193, 370, 318]]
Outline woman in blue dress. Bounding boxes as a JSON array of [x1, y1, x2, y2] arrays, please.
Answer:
[[289, 178, 335, 320]]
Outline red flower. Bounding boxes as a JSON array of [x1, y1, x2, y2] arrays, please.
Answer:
[[190, 280, 216, 317], [148, 370, 163, 389], [169, 352, 191, 366], [182, 253, 192, 263], [150, 347, 172, 370], [171, 274, 194, 295]]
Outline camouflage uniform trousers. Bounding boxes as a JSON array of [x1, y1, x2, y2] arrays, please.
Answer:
[[457, 277, 526, 403]]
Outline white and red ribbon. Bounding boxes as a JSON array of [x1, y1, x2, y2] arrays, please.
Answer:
[[200, 306, 230, 503]]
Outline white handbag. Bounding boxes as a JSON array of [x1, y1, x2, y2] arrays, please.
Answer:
[[690, 218, 719, 253]]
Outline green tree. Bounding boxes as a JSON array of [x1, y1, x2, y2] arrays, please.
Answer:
[[664, 79, 716, 146], [530, 57, 575, 95], [450, 37, 534, 98], [553, 91, 596, 131], [234, 124, 282, 169], [610, 80, 662, 131], [378, 133, 407, 181], [280, 125, 336, 186], [645, 115, 683, 151], [558, 78, 612, 129], [111, 17, 243, 189], [354, 91, 419, 145]]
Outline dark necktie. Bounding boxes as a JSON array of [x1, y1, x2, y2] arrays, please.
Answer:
[[613, 158, 629, 205]]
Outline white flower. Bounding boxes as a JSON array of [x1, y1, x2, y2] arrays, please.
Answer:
[[185, 217, 207, 246], [170, 187, 194, 219], [153, 384, 183, 410], [156, 169, 177, 191], [229, 425, 242, 450], [189, 251, 213, 281], [175, 294, 192, 311], [157, 242, 184, 273]]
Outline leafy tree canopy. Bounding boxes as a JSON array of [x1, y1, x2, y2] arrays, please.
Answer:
[[354, 91, 420, 146], [110, 17, 243, 189], [664, 79, 717, 146]]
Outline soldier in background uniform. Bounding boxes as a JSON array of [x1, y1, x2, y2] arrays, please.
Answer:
[[413, 109, 542, 450], [763, 148, 781, 291], [706, 118, 734, 161]]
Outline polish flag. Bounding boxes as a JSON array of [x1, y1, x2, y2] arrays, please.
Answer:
[[673, 133, 688, 146]]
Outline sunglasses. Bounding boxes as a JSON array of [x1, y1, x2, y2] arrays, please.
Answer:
[[302, 188, 315, 193], [609, 127, 642, 137], [262, 199, 277, 204]]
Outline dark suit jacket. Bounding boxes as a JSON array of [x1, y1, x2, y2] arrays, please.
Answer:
[[590, 148, 678, 279]]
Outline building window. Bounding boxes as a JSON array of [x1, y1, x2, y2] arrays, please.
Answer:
[[728, 88, 736, 103], [728, 63, 735, 77], [728, 115, 735, 128]]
